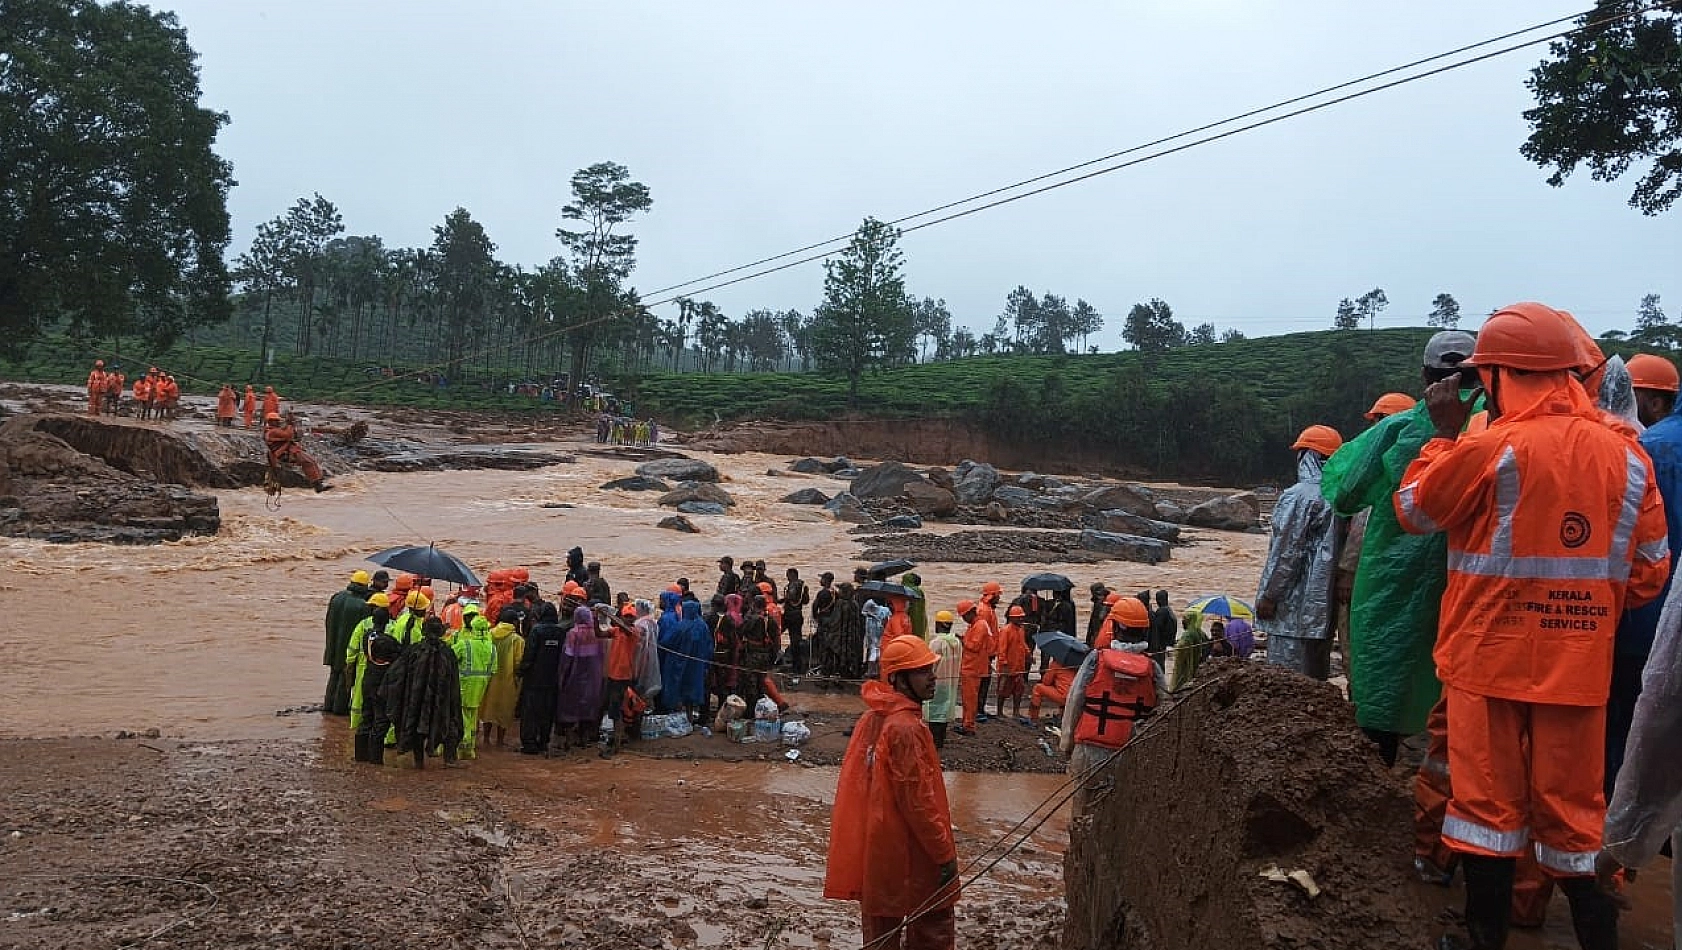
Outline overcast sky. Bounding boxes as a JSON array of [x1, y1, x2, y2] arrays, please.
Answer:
[[165, 1, 1680, 346]]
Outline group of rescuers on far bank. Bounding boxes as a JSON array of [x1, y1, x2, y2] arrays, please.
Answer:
[[822, 302, 1682, 950]]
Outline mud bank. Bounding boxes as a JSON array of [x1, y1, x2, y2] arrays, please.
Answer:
[[0, 737, 1067, 950]]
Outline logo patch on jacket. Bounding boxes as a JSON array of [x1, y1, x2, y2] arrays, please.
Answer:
[[1559, 512, 1591, 549]]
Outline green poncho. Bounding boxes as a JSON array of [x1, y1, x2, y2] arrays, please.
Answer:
[[1320, 398, 1472, 735]]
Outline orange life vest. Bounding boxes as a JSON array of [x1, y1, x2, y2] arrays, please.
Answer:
[[1073, 650, 1158, 749]]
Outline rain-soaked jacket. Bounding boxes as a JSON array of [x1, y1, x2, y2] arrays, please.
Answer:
[[824, 679, 958, 918], [1256, 452, 1342, 643], [1322, 398, 1476, 735], [658, 600, 710, 710], [453, 615, 496, 710], [1618, 401, 1682, 661], [923, 628, 963, 724], [480, 621, 524, 730], [1396, 370, 1669, 705], [1060, 641, 1167, 754], [1605, 577, 1682, 874]]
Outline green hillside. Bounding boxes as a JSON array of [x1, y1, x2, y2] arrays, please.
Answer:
[[2, 328, 1663, 482]]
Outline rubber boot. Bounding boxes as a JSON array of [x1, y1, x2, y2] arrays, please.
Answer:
[[353, 733, 369, 763], [1458, 854, 1516, 950], [367, 737, 383, 766], [1558, 876, 1618, 950]]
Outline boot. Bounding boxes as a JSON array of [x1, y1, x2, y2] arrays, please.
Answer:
[[1458, 854, 1516, 950], [353, 733, 370, 762], [367, 737, 384, 766], [1558, 876, 1618, 950]]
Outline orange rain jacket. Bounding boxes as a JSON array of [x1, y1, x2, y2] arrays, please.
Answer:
[[824, 679, 959, 917], [960, 616, 995, 677], [262, 388, 280, 417], [216, 386, 237, 419], [996, 621, 1029, 675], [1396, 371, 1670, 705]]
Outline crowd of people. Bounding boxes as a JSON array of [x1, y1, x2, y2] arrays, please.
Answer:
[[594, 413, 659, 446]]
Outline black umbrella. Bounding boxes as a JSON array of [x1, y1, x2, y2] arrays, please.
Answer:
[[1022, 572, 1074, 593], [367, 544, 482, 587], [866, 558, 916, 580], [859, 579, 923, 601], [1033, 631, 1091, 667]]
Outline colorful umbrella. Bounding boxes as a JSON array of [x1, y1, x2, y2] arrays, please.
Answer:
[[1186, 594, 1255, 620]]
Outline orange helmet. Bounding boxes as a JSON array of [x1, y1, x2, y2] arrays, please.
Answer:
[[981, 581, 1003, 596], [1627, 354, 1680, 394], [264, 412, 282, 423], [879, 634, 939, 678], [1104, 592, 1123, 606], [563, 582, 586, 600], [1364, 392, 1417, 421], [757, 581, 774, 595], [1007, 605, 1026, 619], [955, 599, 977, 616], [1107, 597, 1150, 631], [1467, 302, 1582, 372], [1290, 425, 1343, 458]]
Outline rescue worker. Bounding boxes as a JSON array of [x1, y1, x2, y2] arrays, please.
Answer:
[[133, 372, 153, 421], [1612, 354, 1682, 793], [351, 602, 402, 765], [1395, 301, 1670, 950], [994, 605, 1030, 722], [323, 569, 373, 716], [518, 602, 566, 755], [345, 592, 391, 736], [86, 360, 106, 415], [103, 369, 123, 415], [263, 412, 330, 492], [1330, 392, 1419, 678], [242, 384, 256, 428], [824, 634, 959, 950], [1029, 657, 1076, 724], [1256, 424, 1344, 680], [261, 384, 279, 419], [924, 610, 961, 748], [1321, 331, 1477, 766], [452, 605, 495, 759], [215, 384, 237, 427], [1059, 597, 1165, 817], [390, 591, 431, 647], [1085, 583, 1110, 648], [974, 581, 1004, 720], [159, 374, 179, 420], [955, 600, 993, 736]]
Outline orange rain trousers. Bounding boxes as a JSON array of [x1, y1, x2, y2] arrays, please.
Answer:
[[1442, 686, 1606, 878], [862, 909, 956, 950]]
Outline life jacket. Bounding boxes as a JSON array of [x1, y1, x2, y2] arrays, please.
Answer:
[[1073, 650, 1158, 750]]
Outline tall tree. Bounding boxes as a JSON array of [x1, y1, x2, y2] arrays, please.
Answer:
[[1356, 288, 1389, 330], [428, 208, 498, 377], [1188, 322, 1218, 345], [693, 301, 727, 372], [1221, 327, 1247, 343], [280, 194, 344, 355], [808, 218, 915, 406], [1001, 287, 1039, 353], [1122, 298, 1185, 352], [1428, 293, 1462, 328], [1333, 297, 1360, 330], [232, 218, 294, 380], [1523, 3, 1682, 213], [1035, 293, 1073, 354], [912, 297, 952, 362], [0, 0, 234, 352], [1071, 299, 1104, 353], [556, 162, 652, 388]]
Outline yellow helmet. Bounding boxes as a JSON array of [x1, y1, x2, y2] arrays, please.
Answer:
[[367, 593, 390, 608], [934, 610, 955, 624], [405, 590, 432, 611], [350, 570, 371, 586]]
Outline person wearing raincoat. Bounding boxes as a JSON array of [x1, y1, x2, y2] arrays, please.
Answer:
[[824, 634, 959, 950], [1320, 331, 1478, 765], [924, 611, 962, 748], [452, 606, 495, 759], [1168, 609, 1210, 693], [479, 606, 524, 750], [324, 569, 373, 716], [902, 573, 929, 640], [346, 592, 391, 737], [381, 617, 464, 769], [955, 599, 994, 735], [1256, 424, 1344, 680], [1060, 597, 1165, 817]]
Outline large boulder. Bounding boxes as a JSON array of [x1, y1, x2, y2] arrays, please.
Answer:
[[600, 475, 671, 492], [1094, 509, 1182, 543], [658, 514, 700, 533], [676, 501, 727, 516], [780, 487, 831, 505], [789, 457, 829, 475], [903, 481, 958, 516], [849, 460, 927, 499], [1154, 500, 1188, 524], [636, 457, 720, 483], [1186, 494, 1258, 531], [1017, 472, 1046, 489], [1079, 529, 1171, 564], [1081, 483, 1157, 518], [927, 467, 955, 490], [659, 481, 735, 508], [883, 514, 924, 529], [991, 485, 1039, 509], [952, 460, 1001, 505], [824, 492, 874, 524]]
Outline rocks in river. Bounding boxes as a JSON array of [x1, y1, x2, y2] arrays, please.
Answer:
[[635, 457, 720, 483], [658, 482, 735, 508], [1078, 529, 1171, 564], [658, 515, 700, 533], [600, 475, 670, 492], [780, 488, 831, 505]]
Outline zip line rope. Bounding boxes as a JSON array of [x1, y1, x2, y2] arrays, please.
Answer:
[[303, 0, 1671, 403]]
